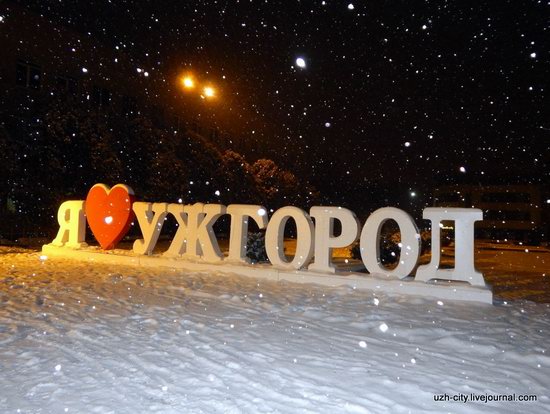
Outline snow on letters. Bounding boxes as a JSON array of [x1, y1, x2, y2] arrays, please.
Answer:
[[48, 183, 488, 292]]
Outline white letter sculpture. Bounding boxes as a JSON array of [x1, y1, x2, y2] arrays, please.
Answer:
[[226, 205, 268, 263], [360, 207, 420, 279], [51, 200, 87, 248], [265, 206, 314, 270], [415, 208, 485, 287], [181, 203, 226, 262], [164, 203, 189, 257], [132, 202, 168, 255], [308, 206, 360, 273]]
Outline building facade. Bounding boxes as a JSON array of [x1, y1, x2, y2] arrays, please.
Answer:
[[433, 184, 549, 243]]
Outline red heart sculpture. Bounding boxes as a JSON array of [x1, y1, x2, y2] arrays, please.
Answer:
[[85, 183, 136, 250]]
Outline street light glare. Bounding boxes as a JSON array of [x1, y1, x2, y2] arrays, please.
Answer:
[[180, 73, 217, 100], [203, 86, 215, 98], [182, 76, 194, 88]]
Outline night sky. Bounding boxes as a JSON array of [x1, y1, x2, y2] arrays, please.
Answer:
[[14, 0, 550, 210]]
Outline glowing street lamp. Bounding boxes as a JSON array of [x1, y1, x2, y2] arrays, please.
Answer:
[[179, 72, 217, 100], [182, 76, 195, 89], [203, 86, 215, 98]]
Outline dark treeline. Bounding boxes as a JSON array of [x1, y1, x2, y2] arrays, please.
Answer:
[[0, 97, 319, 240]]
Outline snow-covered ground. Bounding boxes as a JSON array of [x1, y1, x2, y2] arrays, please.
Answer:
[[1, 246, 549, 413]]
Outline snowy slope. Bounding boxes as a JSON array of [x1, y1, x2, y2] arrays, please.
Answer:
[[1, 248, 549, 413]]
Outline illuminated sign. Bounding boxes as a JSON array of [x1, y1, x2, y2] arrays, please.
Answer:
[[45, 183, 490, 301]]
